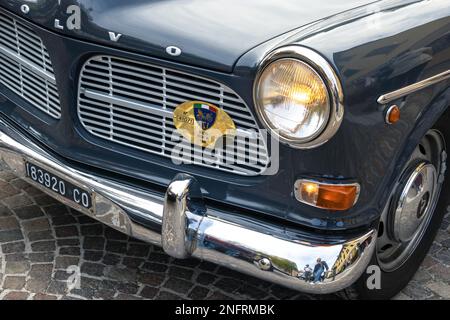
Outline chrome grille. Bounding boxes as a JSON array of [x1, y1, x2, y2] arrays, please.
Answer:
[[0, 11, 61, 118], [78, 55, 269, 176]]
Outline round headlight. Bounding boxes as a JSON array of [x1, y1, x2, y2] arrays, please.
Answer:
[[254, 46, 344, 149]]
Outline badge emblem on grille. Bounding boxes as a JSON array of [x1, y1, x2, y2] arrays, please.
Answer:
[[173, 101, 236, 148], [194, 103, 217, 130]]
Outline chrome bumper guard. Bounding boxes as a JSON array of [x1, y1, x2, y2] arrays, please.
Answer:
[[0, 118, 376, 294]]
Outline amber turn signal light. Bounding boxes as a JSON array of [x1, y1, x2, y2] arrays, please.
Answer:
[[294, 180, 360, 211], [386, 105, 401, 124]]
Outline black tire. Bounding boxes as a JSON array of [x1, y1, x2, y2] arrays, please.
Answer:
[[341, 116, 450, 300]]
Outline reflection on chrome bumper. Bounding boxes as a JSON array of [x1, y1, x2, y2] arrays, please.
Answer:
[[0, 118, 376, 294]]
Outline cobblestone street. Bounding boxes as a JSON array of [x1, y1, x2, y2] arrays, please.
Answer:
[[0, 168, 449, 300]]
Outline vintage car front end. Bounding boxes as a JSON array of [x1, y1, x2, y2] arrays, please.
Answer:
[[0, 0, 449, 298]]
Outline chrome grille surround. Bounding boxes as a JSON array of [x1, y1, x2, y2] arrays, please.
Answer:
[[0, 11, 61, 119], [77, 55, 269, 176]]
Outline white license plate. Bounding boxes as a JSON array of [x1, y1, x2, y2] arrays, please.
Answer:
[[25, 161, 92, 210]]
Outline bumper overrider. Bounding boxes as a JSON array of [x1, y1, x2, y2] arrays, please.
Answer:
[[0, 117, 376, 294]]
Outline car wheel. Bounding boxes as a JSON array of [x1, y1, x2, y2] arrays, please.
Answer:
[[342, 119, 449, 300]]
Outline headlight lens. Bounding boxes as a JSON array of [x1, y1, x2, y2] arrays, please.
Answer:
[[255, 58, 330, 143]]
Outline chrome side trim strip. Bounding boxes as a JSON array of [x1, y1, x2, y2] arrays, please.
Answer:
[[0, 44, 56, 84], [377, 70, 450, 105], [0, 117, 376, 294]]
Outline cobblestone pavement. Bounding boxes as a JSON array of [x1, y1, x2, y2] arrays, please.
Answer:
[[0, 169, 449, 300]]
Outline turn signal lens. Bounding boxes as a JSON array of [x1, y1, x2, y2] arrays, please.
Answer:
[[386, 105, 401, 124], [295, 180, 360, 211]]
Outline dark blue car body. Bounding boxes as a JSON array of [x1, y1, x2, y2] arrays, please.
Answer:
[[0, 0, 449, 235]]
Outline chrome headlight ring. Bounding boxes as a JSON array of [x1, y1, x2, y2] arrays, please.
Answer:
[[253, 45, 344, 149]]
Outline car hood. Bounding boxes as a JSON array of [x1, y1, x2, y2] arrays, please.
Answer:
[[2, 0, 376, 72]]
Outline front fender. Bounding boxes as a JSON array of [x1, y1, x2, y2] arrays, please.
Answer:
[[377, 87, 450, 214], [234, 0, 450, 230]]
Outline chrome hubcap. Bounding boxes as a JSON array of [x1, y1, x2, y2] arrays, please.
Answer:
[[377, 130, 445, 272], [393, 163, 437, 243]]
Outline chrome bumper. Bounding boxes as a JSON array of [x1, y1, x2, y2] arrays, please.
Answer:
[[0, 118, 376, 294]]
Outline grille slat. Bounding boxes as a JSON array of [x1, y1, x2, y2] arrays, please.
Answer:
[[113, 115, 163, 132], [79, 55, 269, 176], [0, 11, 61, 119], [166, 73, 222, 92]]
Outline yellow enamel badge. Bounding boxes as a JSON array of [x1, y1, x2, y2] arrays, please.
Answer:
[[173, 101, 236, 148]]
